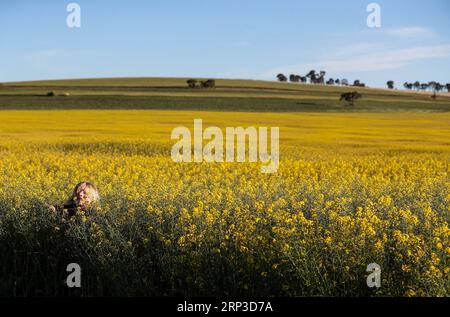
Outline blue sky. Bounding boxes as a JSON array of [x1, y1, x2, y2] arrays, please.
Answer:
[[1, 0, 449, 88]]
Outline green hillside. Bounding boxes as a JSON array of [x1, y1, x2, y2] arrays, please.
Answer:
[[1, 77, 449, 112]]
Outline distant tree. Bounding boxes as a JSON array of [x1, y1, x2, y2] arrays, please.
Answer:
[[420, 83, 429, 91], [187, 79, 198, 88], [386, 80, 394, 89], [306, 70, 317, 84], [300, 76, 308, 83], [353, 80, 366, 88], [290, 74, 301, 83], [413, 81, 421, 91], [428, 82, 443, 99], [340, 91, 362, 107], [277, 74, 288, 82], [326, 78, 335, 85], [201, 79, 216, 88], [403, 82, 413, 90], [341, 79, 349, 86], [317, 71, 326, 84], [446, 83, 450, 92], [334, 79, 341, 85], [353, 80, 366, 87]]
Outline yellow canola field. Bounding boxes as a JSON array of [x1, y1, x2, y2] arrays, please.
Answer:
[[0, 110, 448, 296]]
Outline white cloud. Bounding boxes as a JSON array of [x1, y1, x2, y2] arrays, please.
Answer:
[[25, 49, 68, 63], [23, 49, 77, 74], [319, 43, 387, 59], [385, 26, 437, 38], [264, 44, 450, 75]]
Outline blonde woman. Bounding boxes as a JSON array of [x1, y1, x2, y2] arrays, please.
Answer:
[[50, 182, 100, 217]]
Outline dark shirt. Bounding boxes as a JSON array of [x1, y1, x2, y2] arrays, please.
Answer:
[[53, 203, 79, 218], [54, 203, 96, 218]]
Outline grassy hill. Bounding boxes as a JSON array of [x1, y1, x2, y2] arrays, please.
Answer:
[[1, 77, 450, 112]]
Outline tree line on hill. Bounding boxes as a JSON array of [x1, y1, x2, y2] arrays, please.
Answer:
[[277, 71, 367, 88], [276, 71, 450, 94], [402, 81, 450, 94]]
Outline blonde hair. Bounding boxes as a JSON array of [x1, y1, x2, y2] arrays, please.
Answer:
[[67, 182, 100, 207]]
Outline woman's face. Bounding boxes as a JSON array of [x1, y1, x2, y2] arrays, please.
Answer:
[[76, 188, 92, 209]]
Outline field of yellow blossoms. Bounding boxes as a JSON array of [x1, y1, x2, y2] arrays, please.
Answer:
[[0, 110, 448, 296]]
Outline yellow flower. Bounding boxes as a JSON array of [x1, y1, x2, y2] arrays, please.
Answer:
[[240, 245, 248, 253], [375, 240, 383, 250], [405, 289, 416, 297], [282, 243, 291, 252]]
